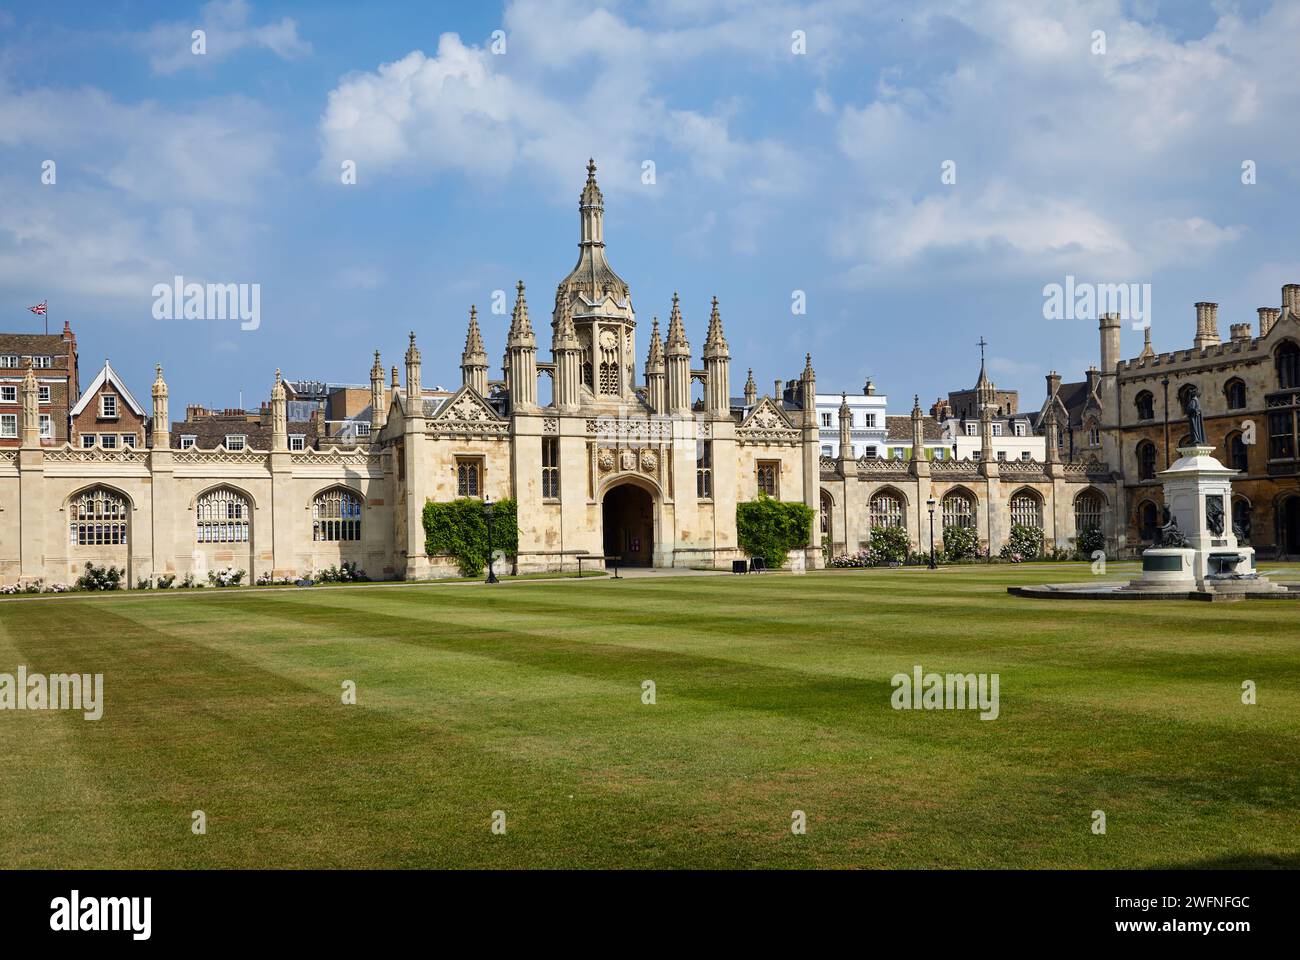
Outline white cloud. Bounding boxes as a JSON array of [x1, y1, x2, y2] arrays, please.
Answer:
[[140, 0, 311, 75]]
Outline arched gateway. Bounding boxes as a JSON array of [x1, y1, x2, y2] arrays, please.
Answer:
[[601, 481, 655, 566]]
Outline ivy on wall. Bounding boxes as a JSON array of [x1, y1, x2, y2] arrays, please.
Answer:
[[735, 495, 814, 569], [422, 497, 519, 577]]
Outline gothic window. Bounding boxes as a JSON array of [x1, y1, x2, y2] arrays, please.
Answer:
[[599, 362, 618, 394], [1135, 391, 1155, 421], [1137, 440, 1158, 480], [869, 491, 905, 529], [1010, 491, 1043, 529], [1226, 431, 1248, 472], [1276, 341, 1300, 389], [312, 487, 362, 542], [696, 441, 712, 499], [70, 488, 128, 547], [1074, 491, 1103, 535], [542, 437, 560, 500], [820, 491, 832, 538], [581, 361, 593, 388], [1224, 378, 1246, 410], [1177, 383, 1198, 413], [196, 488, 251, 543], [1138, 500, 1159, 542], [456, 458, 483, 498], [941, 491, 975, 529], [756, 461, 779, 497], [1088, 423, 1100, 447]]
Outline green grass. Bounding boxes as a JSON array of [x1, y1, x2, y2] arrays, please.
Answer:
[[1, 562, 1297, 869]]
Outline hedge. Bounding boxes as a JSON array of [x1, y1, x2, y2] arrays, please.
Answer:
[[423, 497, 518, 577], [736, 495, 814, 569]]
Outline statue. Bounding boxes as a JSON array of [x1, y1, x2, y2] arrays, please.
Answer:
[[1185, 391, 1206, 446], [1157, 506, 1188, 548], [1206, 495, 1224, 536]]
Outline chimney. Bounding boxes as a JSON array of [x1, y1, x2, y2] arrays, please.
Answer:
[[774, 379, 783, 402], [1283, 284, 1300, 315], [1085, 365, 1100, 396], [1259, 306, 1281, 337], [1046, 370, 1061, 398], [863, 378, 876, 396], [1194, 302, 1220, 350], [1229, 323, 1252, 343]]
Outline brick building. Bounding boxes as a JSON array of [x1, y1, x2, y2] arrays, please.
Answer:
[[0, 321, 79, 447]]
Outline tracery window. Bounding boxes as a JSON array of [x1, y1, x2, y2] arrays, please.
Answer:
[[869, 491, 905, 529], [1074, 491, 1103, 535], [70, 488, 128, 546], [313, 488, 362, 542], [942, 491, 975, 529], [196, 488, 250, 543], [1010, 492, 1043, 529]]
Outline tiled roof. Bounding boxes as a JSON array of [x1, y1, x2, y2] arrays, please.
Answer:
[[885, 415, 944, 441], [170, 416, 319, 450]]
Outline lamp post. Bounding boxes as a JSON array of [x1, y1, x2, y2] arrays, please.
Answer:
[[483, 494, 499, 584], [926, 496, 938, 569]]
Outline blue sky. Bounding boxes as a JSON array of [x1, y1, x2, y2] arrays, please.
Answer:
[[2, 0, 1298, 413]]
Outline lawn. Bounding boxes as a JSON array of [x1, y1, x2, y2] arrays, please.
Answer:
[[1, 563, 1297, 869]]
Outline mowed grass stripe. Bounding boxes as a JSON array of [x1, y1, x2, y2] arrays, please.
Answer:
[[0, 566, 1296, 867]]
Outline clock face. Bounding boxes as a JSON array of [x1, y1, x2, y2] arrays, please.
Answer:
[[598, 329, 618, 350]]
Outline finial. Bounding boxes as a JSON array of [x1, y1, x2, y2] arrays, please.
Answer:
[[409, 331, 416, 345], [587, 158, 596, 178], [516, 279, 525, 294], [274, 368, 281, 383]]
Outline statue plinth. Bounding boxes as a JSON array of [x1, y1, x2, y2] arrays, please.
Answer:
[[1126, 445, 1284, 595]]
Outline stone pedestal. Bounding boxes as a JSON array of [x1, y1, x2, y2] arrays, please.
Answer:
[[1127, 446, 1284, 595]]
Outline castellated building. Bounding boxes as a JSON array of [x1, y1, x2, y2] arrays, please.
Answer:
[[3, 163, 1297, 586]]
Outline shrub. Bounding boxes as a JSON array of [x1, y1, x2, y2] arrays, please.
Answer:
[[1000, 523, 1043, 562], [942, 524, 979, 561], [315, 562, 369, 584], [207, 567, 246, 587], [735, 495, 815, 569], [256, 571, 296, 586], [76, 562, 123, 591], [178, 572, 200, 589], [423, 497, 519, 577], [1075, 526, 1105, 559], [867, 524, 910, 565]]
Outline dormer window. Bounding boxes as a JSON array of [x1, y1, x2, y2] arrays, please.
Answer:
[[180, 435, 197, 449], [225, 434, 246, 451], [289, 434, 305, 451]]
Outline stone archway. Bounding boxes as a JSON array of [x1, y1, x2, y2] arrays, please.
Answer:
[[602, 482, 655, 566]]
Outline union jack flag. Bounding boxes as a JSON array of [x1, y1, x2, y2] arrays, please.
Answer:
[[28, 300, 47, 315]]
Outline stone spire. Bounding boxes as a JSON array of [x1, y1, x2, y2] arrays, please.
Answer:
[[404, 331, 422, 408], [665, 293, 691, 414], [800, 353, 816, 410], [20, 358, 39, 448], [552, 298, 581, 409], [974, 336, 995, 410], [910, 394, 925, 461], [370, 350, 386, 432], [580, 158, 604, 248], [270, 368, 287, 451], [644, 316, 666, 413], [838, 392, 852, 461], [1045, 408, 1060, 464], [703, 296, 730, 413], [390, 365, 399, 392], [506, 281, 537, 410], [461, 306, 489, 395], [743, 368, 757, 407], [151, 363, 170, 449]]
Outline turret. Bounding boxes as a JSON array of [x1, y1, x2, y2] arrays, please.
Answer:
[[461, 306, 489, 395], [644, 316, 666, 414], [404, 332, 422, 405], [838, 393, 852, 461], [552, 299, 581, 409], [702, 296, 730, 414], [665, 293, 691, 414], [270, 369, 287, 452], [20, 358, 39, 448], [1100, 312, 1121, 372], [910, 395, 925, 461], [151, 363, 169, 448], [506, 281, 537, 411], [743, 368, 757, 407], [800, 353, 816, 410], [370, 351, 386, 432], [1259, 306, 1281, 338]]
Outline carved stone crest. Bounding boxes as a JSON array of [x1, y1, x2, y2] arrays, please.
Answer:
[[639, 448, 658, 472], [619, 448, 637, 472], [597, 449, 616, 472]]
